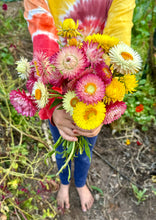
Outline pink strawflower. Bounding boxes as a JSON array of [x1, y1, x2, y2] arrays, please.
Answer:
[[54, 46, 87, 80], [65, 68, 93, 92], [32, 52, 53, 84], [2, 4, 7, 11], [75, 73, 105, 104], [82, 41, 104, 67], [26, 72, 37, 93], [103, 101, 127, 124], [95, 62, 112, 85], [26, 78, 37, 94], [10, 89, 37, 117], [49, 69, 64, 87]]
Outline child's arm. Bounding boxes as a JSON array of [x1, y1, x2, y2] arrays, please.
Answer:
[[24, 0, 59, 56], [103, 0, 135, 46], [24, 0, 61, 122]]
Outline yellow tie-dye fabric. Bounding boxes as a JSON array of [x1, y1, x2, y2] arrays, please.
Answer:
[[48, 0, 135, 45], [48, 0, 76, 28], [103, 0, 135, 46]]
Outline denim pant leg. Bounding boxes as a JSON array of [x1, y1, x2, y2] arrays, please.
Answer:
[[48, 120, 71, 185], [48, 120, 97, 186], [74, 136, 97, 187]]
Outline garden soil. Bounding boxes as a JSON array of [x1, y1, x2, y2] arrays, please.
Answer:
[[3, 2, 156, 220]]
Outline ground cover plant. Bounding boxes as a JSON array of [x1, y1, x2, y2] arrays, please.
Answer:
[[0, 1, 156, 220]]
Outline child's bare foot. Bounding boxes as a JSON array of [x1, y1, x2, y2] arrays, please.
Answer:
[[57, 184, 70, 209], [76, 185, 94, 212]]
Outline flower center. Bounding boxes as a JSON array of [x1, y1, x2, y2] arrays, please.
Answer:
[[121, 52, 133, 60], [35, 89, 41, 100], [34, 61, 40, 76], [66, 57, 71, 62], [63, 55, 78, 69], [84, 83, 97, 95], [70, 97, 79, 107], [84, 108, 97, 120], [103, 67, 112, 78]]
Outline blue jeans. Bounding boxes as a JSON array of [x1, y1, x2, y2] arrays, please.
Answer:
[[48, 120, 97, 187]]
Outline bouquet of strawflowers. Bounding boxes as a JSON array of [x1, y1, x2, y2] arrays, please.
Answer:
[[10, 18, 142, 177]]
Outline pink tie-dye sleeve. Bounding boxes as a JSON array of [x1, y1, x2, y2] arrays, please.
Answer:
[[24, 0, 59, 56], [24, 0, 61, 122]]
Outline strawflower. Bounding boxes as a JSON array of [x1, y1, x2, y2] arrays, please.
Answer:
[[26, 73, 37, 94], [73, 101, 106, 130], [33, 52, 53, 84], [58, 18, 81, 38], [68, 38, 78, 46], [105, 78, 125, 103], [120, 74, 138, 93], [136, 141, 142, 146], [125, 139, 131, 145], [135, 104, 144, 113], [85, 33, 119, 52], [10, 89, 37, 117], [65, 68, 92, 91], [103, 101, 127, 124], [75, 73, 105, 104], [16, 57, 30, 79], [109, 43, 142, 74], [81, 41, 104, 67], [32, 81, 49, 108], [54, 46, 87, 79], [62, 91, 79, 116], [2, 3, 7, 11], [95, 62, 112, 85]]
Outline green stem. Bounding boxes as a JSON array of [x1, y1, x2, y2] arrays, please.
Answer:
[[56, 141, 75, 176]]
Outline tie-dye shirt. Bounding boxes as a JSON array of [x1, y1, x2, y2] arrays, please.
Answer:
[[23, 0, 135, 121], [24, 0, 135, 56]]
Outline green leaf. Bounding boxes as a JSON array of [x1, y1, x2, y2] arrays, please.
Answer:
[[84, 143, 91, 162], [49, 99, 62, 109], [141, 125, 148, 131], [90, 185, 104, 196], [22, 198, 33, 209], [139, 79, 146, 85], [66, 142, 73, 154]]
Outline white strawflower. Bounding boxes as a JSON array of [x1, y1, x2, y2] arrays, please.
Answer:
[[62, 91, 79, 116], [16, 57, 30, 79], [109, 43, 142, 74], [32, 81, 49, 108]]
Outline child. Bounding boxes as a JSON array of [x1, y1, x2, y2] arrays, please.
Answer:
[[24, 0, 135, 212]]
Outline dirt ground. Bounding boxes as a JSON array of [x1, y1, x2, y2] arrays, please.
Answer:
[[56, 124, 156, 220], [2, 1, 156, 220]]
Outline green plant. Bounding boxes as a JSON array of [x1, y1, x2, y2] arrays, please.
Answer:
[[132, 0, 155, 63], [0, 5, 58, 219], [123, 78, 156, 131], [132, 184, 148, 204]]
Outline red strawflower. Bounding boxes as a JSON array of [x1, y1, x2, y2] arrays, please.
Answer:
[[136, 141, 142, 146], [2, 3, 7, 11], [135, 104, 144, 112], [9, 44, 16, 49]]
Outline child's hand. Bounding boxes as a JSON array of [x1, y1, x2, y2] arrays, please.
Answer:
[[52, 105, 78, 142], [73, 124, 103, 138]]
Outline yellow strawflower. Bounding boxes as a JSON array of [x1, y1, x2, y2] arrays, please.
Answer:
[[126, 139, 131, 145], [58, 18, 81, 38], [105, 78, 125, 103], [85, 34, 119, 52], [120, 74, 138, 93], [73, 101, 106, 130]]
